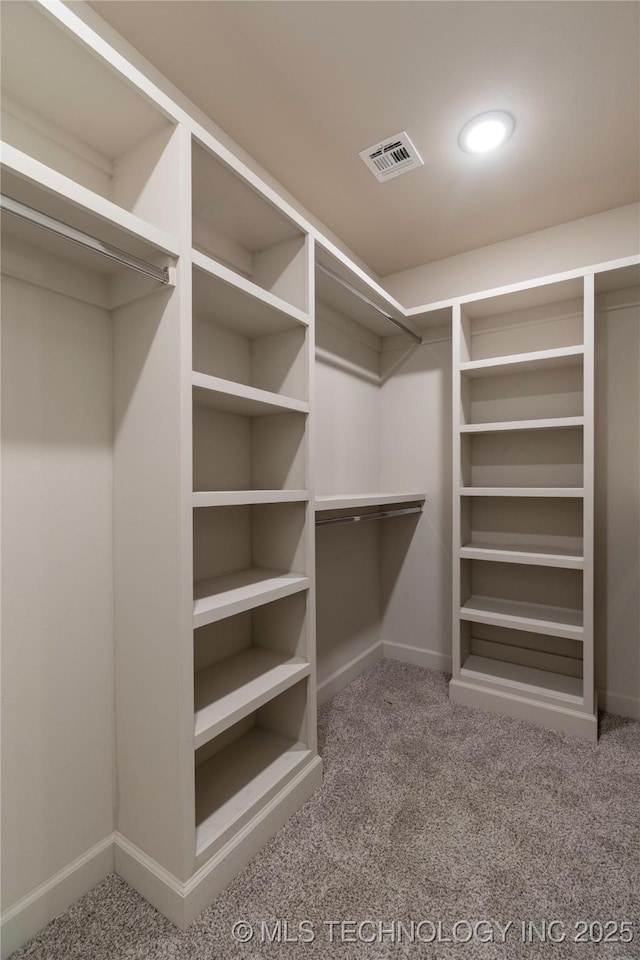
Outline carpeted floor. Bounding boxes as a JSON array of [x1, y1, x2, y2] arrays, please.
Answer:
[[10, 661, 640, 959]]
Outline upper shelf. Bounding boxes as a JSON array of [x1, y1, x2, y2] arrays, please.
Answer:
[[315, 246, 421, 342], [192, 139, 307, 312], [1, 2, 179, 236], [315, 493, 426, 512]]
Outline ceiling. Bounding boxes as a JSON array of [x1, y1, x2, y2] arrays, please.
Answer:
[[87, 1, 640, 279]]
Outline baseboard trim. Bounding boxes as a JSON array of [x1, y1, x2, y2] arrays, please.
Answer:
[[382, 640, 452, 673], [0, 835, 114, 960], [317, 641, 383, 706], [597, 687, 640, 721], [115, 755, 324, 929], [450, 677, 598, 741]]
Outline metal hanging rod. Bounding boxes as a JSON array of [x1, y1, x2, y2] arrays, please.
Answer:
[[316, 262, 422, 344], [1, 195, 170, 285], [316, 506, 422, 527]]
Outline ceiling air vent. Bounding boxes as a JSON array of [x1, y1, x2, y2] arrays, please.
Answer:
[[359, 131, 424, 183]]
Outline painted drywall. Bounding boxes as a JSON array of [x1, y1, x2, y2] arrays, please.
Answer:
[[314, 312, 383, 695], [594, 289, 640, 719], [379, 336, 453, 673], [1, 272, 115, 910], [382, 204, 640, 308]]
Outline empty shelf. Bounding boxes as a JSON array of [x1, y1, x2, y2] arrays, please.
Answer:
[[192, 249, 310, 336], [193, 569, 309, 628], [460, 487, 584, 498], [193, 490, 309, 507], [460, 596, 584, 640], [194, 649, 310, 749], [195, 728, 311, 859], [460, 541, 584, 569], [192, 371, 308, 417], [460, 345, 584, 378], [315, 493, 425, 512], [1, 145, 179, 261], [461, 654, 583, 705], [460, 416, 584, 434]]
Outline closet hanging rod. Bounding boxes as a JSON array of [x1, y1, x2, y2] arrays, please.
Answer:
[[0, 195, 170, 285], [316, 263, 422, 344], [316, 506, 422, 526]]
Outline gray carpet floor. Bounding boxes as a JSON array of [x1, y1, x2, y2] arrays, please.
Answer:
[[10, 661, 640, 959]]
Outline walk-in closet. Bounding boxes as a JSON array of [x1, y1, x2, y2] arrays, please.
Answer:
[[1, 2, 638, 957]]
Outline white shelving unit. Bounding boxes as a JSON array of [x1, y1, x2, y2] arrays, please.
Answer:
[[188, 133, 320, 920], [450, 277, 597, 739], [1, 0, 322, 937]]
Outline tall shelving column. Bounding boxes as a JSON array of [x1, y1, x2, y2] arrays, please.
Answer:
[[188, 138, 321, 909], [450, 277, 597, 740]]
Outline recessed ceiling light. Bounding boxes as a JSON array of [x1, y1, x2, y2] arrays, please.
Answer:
[[459, 111, 515, 154]]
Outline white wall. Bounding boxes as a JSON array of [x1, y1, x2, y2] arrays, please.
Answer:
[[379, 336, 453, 672], [314, 311, 384, 700], [594, 289, 640, 719], [1, 270, 115, 913], [382, 204, 640, 307]]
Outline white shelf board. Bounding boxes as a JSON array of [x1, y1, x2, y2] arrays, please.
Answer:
[[460, 416, 584, 434], [460, 596, 584, 640], [460, 487, 584, 498], [315, 493, 426, 512], [192, 248, 310, 336], [460, 541, 584, 570], [461, 655, 583, 705], [1, 144, 179, 261], [193, 569, 309, 628], [460, 345, 584, 378], [193, 490, 309, 508], [192, 371, 308, 417], [194, 649, 310, 749], [195, 728, 311, 859]]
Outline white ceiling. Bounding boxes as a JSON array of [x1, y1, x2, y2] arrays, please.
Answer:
[[88, 0, 640, 278]]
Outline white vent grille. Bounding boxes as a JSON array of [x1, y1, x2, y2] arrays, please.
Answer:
[[359, 131, 424, 182]]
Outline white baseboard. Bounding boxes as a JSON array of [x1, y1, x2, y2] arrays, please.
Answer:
[[1, 835, 114, 960], [115, 754, 323, 929], [317, 641, 383, 706], [597, 687, 640, 721], [382, 640, 452, 674], [450, 677, 598, 741]]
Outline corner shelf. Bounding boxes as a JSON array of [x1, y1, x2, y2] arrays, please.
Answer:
[[193, 569, 309, 628], [460, 654, 583, 705], [192, 371, 308, 418], [460, 595, 584, 640], [194, 649, 310, 749]]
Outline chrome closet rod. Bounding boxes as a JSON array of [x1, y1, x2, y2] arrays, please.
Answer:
[[0, 194, 170, 285], [316, 506, 422, 527], [316, 262, 422, 344]]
